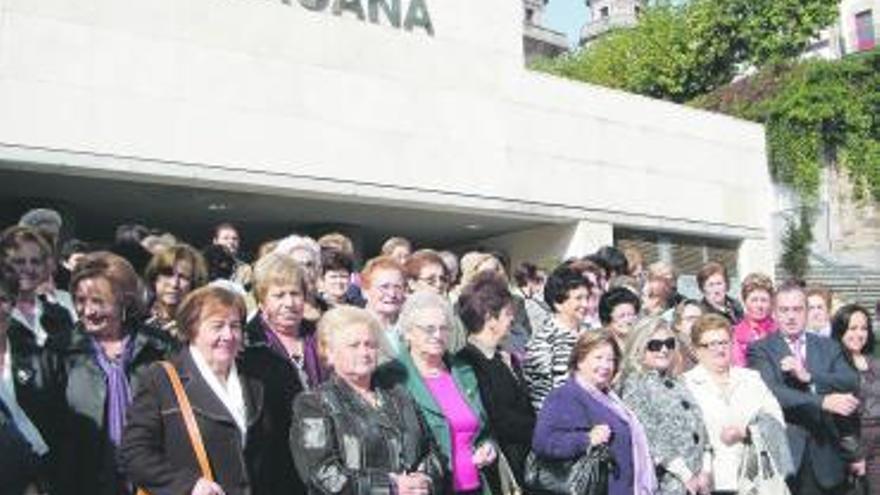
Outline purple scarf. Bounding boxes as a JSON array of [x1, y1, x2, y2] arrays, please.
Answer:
[[577, 376, 657, 495], [91, 336, 133, 447], [261, 318, 325, 389]]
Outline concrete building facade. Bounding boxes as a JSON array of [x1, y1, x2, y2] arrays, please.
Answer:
[[0, 0, 774, 278]]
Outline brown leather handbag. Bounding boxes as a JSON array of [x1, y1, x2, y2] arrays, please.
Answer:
[[136, 361, 214, 495]]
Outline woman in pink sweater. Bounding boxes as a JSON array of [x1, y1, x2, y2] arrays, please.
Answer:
[[732, 273, 777, 367]]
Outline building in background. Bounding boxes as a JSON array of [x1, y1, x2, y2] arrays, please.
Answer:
[[580, 0, 646, 45], [0, 0, 774, 280], [797, 0, 877, 59], [522, 0, 568, 63]]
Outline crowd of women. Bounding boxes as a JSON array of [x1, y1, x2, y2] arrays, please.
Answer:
[[1, 209, 878, 495]]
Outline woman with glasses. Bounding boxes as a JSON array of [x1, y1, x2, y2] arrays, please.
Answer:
[[619, 318, 711, 495], [684, 314, 784, 495], [361, 256, 408, 357], [378, 291, 499, 494], [405, 250, 451, 296]]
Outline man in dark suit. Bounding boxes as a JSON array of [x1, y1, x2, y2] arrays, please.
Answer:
[[747, 281, 859, 495]]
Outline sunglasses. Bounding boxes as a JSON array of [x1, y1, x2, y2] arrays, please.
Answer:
[[646, 337, 677, 352]]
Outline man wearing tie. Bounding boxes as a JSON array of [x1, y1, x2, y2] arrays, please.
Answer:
[[747, 281, 859, 495]]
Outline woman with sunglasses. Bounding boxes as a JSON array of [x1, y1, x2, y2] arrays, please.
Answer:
[[683, 314, 784, 495], [618, 318, 711, 495]]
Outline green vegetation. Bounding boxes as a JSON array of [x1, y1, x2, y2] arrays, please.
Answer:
[[531, 0, 880, 201]]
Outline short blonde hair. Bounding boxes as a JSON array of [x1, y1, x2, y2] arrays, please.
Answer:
[[252, 252, 308, 304], [647, 262, 676, 283], [690, 313, 732, 347], [318, 306, 382, 352]]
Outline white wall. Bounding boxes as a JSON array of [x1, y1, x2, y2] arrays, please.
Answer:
[[0, 0, 774, 273]]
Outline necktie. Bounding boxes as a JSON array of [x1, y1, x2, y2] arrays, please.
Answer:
[[790, 337, 805, 367]]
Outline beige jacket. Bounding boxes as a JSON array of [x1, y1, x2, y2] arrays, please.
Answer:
[[684, 365, 784, 491]]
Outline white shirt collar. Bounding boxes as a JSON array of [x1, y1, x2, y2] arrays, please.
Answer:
[[11, 299, 47, 347], [188, 346, 247, 442]]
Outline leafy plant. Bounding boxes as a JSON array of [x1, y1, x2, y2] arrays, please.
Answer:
[[780, 207, 815, 280]]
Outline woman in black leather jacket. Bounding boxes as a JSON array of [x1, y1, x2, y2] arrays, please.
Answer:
[[291, 306, 445, 495]]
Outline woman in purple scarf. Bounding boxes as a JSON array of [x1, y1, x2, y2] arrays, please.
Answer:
[[532, 330, 657, 495], [244, 253, 326, 391], [58, 252, 175, 495]]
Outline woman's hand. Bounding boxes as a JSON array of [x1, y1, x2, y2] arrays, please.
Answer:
[[588, 424, 611, 446], [720, 425, 746, 446], [390, 472, 431, 495], [697, 470, 712, 495], [850, 459, 867, 477], [191, 478, 225, 495], [471, 442, 497, 468]]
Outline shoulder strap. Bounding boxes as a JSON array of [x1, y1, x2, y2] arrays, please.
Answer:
[[158, 361, 214, 481]]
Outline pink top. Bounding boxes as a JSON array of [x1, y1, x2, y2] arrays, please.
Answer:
[[425, 372, 481, 492], [732, 316, 777, 366]]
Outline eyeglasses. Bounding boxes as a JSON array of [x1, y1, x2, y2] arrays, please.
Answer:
[[414, 325, 451, 336], [697, 340, 731, 350], [417, 275, 449, 286], [376, 283, 405, 294], [646, 338, 677, 352]]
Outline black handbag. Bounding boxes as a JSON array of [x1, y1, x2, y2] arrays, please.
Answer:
[[523, 445, 617, 495]]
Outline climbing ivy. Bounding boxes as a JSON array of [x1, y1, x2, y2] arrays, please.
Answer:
[[692, 50, 880, 201]]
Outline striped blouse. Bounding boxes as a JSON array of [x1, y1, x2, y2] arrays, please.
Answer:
[[524, 315, 580, 411]]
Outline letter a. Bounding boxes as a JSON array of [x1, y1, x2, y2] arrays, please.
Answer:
[[333, 0, 366, 20], [404, 0, 433, 36], [368, 0, 401, 28]]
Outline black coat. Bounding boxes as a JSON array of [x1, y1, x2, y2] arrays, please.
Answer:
[[56, 322, 174, 495], [456, 343, 535, 485], [122, 347, 306, 495], [6, 320, 66, 489]]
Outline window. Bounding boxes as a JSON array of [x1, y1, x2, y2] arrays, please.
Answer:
[[525, 8, 534, 24], [855, 10, 876, 51], [600, 6, 610, 19], [634, 5, 641, 17]]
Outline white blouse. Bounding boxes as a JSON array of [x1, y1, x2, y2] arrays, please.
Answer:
[[684, 365, 784, 491], [189, 346, 247, 443]]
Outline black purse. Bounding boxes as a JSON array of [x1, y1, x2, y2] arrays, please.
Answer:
[[523, 445, 618, 495]]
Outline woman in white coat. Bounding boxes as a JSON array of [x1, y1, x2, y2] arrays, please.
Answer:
[[684, 314, 785, 495]]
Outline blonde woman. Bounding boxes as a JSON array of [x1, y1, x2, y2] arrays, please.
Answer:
[[618, 318, 711, 495]]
